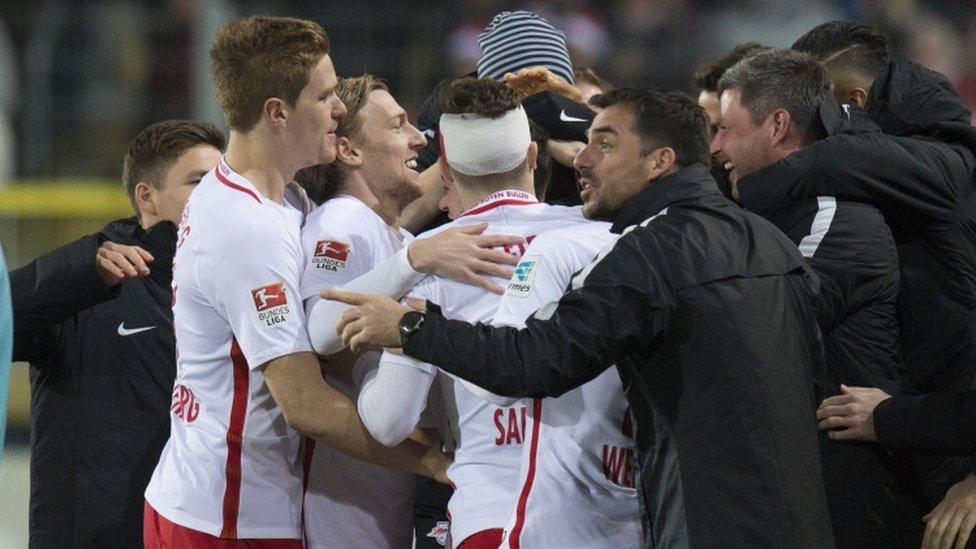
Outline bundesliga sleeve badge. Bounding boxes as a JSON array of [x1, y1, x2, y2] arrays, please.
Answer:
[[251, 282, 292, 327], [313, 240, 351, 271]]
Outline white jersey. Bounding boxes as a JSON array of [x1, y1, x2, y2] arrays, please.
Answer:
[[145, 159, 314, 539], [394, 190, 587, 546], [299, 195, 415, 549], [496, 222, 642, 549]]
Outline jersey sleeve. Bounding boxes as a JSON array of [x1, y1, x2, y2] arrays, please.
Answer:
[[201, 219, 313, 370], [494, 232, 592, 329], [299, 219, 375, 302], [357, 350, 438, 446]]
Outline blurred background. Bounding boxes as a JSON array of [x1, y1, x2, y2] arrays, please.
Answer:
[[1, 0, 974, 546]]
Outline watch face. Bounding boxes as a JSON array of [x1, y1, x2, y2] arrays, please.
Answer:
[[401, 311, 424, 338]]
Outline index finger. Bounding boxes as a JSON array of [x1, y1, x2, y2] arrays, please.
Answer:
[[818, 394, 854, 409], [474, 233, 525, 249], [134, 246, 155, 263], [322, 289, 371, 306]]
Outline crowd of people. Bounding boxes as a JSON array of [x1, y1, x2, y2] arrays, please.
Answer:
[[9, 8, 976, 549]]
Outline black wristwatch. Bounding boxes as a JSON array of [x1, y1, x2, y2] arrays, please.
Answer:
[[399, 310, 427, 346]]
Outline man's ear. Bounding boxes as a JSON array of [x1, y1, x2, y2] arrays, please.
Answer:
[[647, 147, 676, 180], [437, 154, 455, 183], [525, 141, 538, 171], [263, 97, 287, 128], [769, 109, 792, 146], [335, 137, 362, 167], [134, 181, 157, 217], [848, 87, 869, 109]]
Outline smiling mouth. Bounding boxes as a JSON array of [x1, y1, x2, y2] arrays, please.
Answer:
[[406, 158, 418, 169]]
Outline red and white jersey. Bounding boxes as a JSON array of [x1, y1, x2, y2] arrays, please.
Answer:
[[145, 159, 314, 540], [496, 222, 642, 549], [299, 195, 415, 549], [401, 190, 587, 546]]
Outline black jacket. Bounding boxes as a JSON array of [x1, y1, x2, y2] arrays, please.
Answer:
[[738, 117, 924, 547], [739, 187, 901, 393], [403, 164, 835, 549], [12, 218, 177, 549], [746, 61, 976, 505]]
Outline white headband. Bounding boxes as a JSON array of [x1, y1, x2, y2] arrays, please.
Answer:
[[440, 106, 531, 176]]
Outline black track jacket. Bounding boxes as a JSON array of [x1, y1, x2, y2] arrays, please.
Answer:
[[746, 61, 976, 505], [738, 103, 924, 547], [402, 164, 835, 549], [12, 218, 177, 548]]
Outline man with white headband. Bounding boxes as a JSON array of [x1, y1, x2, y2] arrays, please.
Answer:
[[353, 76, 593, 549]]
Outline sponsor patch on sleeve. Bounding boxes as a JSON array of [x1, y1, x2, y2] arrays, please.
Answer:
[[312, 240, 351, 271], [426, 521, 450, 546], [506, 255, 541, 298], [251, 282, 292, 327]]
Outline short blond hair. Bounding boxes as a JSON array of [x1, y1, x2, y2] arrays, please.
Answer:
[[311, 75, 390, 201]]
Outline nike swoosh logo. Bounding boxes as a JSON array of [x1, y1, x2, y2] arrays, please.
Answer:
[[117, 323, 156, 336], [559, 110, 588, 123]]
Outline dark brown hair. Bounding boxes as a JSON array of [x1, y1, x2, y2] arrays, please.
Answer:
[[122, 120, 225, 214], [210, 16, 330, 131], [694, 42, 770, 92], [792, 21, 890, 83], [574, 67, 613, 93], [439, 76, 520, 118], [590, 87, 710, 167], [438, 77, 530, 189]]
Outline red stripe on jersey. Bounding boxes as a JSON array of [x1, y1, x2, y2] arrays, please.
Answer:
[[300, 437, 316, 547], [460, 199, 537, 218], [507, 398, 543, 549], [215, 168, 262, 204], [220, 338, 250, 539]]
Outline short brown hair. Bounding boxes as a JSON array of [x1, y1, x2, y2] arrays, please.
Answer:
[[529, 121, 552, 200], [311, 75, 390, 203], [122, 120, 225, 215], [574, 67, 613, 93], [439, 77, 520, 118], [694, 42, 769, 92], [589, 88, 710, 166], [210, 16, 330, 131]]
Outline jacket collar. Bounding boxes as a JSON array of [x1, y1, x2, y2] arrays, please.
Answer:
[[868, 60, 973, 137], [611, 163, 718, 233], [736, 97, 879, 216], [100, 217, 177, 286]]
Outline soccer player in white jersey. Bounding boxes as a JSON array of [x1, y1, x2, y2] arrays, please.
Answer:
[[144, 17, 452, 548], [349, 77, 588, 549], [297, 74, 430, 549], [494, 222, 641, 548]]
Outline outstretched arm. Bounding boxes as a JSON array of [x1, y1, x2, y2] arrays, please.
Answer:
[[306, 223, 522, 355], [328, 234, 667, 398]]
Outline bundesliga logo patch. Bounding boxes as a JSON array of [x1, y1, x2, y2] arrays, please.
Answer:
[[507, 255, 541, 298], [313, 240, 351, 271], [251, 282, 291, 327]]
